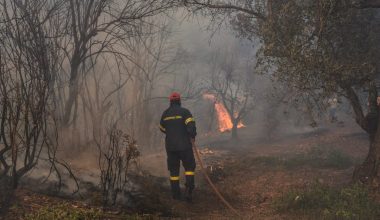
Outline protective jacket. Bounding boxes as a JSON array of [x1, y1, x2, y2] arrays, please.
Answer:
[[159, 103, 196, 151]]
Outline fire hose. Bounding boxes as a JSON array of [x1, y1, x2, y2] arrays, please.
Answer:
[[192, 142, 242, 218]]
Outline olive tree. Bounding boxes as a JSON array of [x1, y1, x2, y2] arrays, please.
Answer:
[[184, 0, 380, 185], [207, 50, 254, 140]]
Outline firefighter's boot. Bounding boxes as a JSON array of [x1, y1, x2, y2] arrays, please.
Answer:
[[185, 171, 195, 203], [170, 177, 181, 200], [185, 187, 193, 203]]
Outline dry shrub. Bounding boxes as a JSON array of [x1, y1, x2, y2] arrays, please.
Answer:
[[98, 128, 140, 207]]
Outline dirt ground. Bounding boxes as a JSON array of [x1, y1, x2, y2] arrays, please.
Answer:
[[1, 122, 370, 219], [138, 123, 368, 219]]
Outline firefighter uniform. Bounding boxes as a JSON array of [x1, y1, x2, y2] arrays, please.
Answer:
[[159, 95, 196, 201]]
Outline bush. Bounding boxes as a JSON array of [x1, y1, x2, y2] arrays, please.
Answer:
[[274, 183, 380, 219], [98, 129, 140, 206]]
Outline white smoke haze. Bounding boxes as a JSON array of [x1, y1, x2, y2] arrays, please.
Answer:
[[42, 11, 353, 179], [0, 2, 368, 217]]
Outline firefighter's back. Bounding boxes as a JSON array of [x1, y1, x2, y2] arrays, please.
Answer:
[[161, 104, 193, 151]]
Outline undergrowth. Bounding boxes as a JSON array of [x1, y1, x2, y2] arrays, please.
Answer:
[[25, 204, 101, 220], [230, 145, 354, 172], [285, 146, 353, 169], [24, 203, 156, 220], [273, 183, 380, 220]]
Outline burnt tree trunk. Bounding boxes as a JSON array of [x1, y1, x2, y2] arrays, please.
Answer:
[[231, 119, 239, 140], [62, 62, 80, 126]]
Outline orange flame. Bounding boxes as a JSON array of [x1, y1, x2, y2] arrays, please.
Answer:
[[203, 94, 245, 132]]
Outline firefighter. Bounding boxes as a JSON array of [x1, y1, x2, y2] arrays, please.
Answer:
[[159, 92, 197, 202]]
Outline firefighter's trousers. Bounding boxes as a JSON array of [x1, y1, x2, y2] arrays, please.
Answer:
[[166, 148, 196, 198]]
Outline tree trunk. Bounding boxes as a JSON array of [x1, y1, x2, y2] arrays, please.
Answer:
[[231, 120, 238, 140], [352, 83, 380, 185], [92, 113, 103, 144], [11, 168, 18, 189], [62, 79, 79, 126], [208, 103, 215, 133], [353, 112, 380, 186], [62, 60, 81, 127]]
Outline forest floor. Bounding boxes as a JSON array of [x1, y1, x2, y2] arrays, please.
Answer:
[[1, 122, 378, 219]]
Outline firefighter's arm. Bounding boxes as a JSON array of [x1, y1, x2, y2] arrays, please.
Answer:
[[159, 114, 166, 134], [184, 110, 197, 139]]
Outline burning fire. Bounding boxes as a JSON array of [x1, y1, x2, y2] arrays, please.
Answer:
[[203, 94, 245, 132]]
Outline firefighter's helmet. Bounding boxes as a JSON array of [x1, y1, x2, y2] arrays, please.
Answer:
[[169, 92, 181, 101]]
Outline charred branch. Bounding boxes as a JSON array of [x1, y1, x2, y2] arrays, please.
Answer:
[[184, 0, 267, 20]]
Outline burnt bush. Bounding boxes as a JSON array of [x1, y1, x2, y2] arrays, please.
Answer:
[[98, 128, 140, 207]]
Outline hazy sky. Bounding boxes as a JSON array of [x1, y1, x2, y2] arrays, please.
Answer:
[[170, 14, 241, 56]]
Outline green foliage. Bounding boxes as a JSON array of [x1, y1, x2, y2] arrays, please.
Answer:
[[232, 0, 379, 117], [25, 203, 101, 220], [255, 0, 376, 90], [324, 149, 354, 169], [284, 146, 354, 170], [230, 145, 354, 172], [274, 183, 380, 219]]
